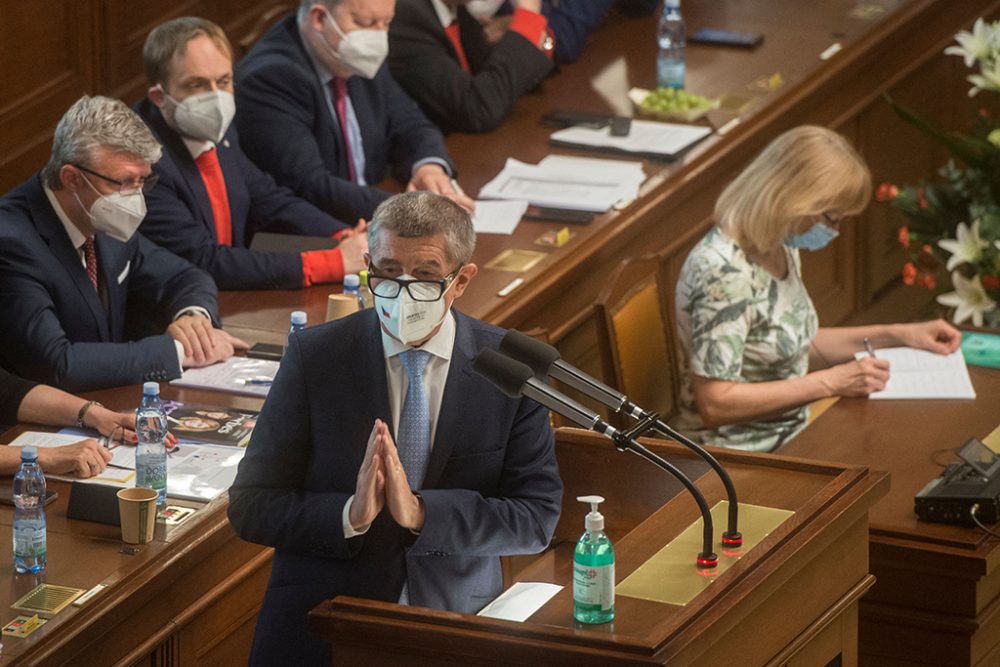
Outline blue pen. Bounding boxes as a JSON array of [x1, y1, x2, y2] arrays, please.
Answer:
[[240, 376, 274, 386]]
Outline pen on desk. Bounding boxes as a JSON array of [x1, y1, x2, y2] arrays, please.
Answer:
[[863, 336, 877, 359], [497, 277, 524, 297], [450, 178, 467, 198], [240, 376, 274, 386]]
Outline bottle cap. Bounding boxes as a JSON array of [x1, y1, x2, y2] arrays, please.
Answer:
[[344, 274, 360, 289], [142, 381, 160, 396], [577, 495, 605, 532], [20, 446, 37, 462], [665, 0, 680, 8], [290, 311, 307, 325]]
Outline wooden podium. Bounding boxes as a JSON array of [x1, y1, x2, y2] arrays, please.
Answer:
[[309, 429, 888, 665]]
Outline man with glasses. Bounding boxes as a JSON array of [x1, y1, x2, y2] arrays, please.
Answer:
[[229, 191, 562, 666], [0, 95, 246, 392]]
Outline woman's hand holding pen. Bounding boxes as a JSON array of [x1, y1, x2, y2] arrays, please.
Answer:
[[820, 356, 891, 397]]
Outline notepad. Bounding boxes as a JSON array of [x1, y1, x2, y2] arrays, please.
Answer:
[[853, 347, 976, 399], [476, 582, 562, 622]]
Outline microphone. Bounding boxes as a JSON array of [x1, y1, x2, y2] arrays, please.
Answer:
[[473, 347, 718, 569], [499, 330, 742, 549]]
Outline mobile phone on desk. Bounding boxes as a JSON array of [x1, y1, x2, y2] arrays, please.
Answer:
[[689, 28, 763, 49], [247, 342, 284, 361], [523, 206, 595, 225]]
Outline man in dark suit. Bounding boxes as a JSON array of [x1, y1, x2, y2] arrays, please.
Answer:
[[228, 191, 562, 665], [388, 0, 554, 133], [0, 95, 247, 392], [137, 17, 369, 290], [234, 0, 475, 224]]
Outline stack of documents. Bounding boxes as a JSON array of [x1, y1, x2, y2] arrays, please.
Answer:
[[471, 200, 529, 235], [549, 119, 712, 160], [478, 156, 646, 212], [853, 347, 977, 399], [169, 356, 278, 397]]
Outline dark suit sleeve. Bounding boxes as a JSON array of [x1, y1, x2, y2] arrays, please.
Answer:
[[228, 333, 358, 559], [413, 396, 562, 557], [235, 61, 389, 222], [0, 237, 182, 392], [381, 69, 457, 185], [542, 0, 615, 63], [0, 367, 37, 426], [389, 3, 553, 133], [126, 234, 220, 329]]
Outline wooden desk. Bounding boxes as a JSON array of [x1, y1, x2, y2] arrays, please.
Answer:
[[782, 365, 1000, 666], [0, 385, 268, 666], [311, 430, 889, 665], [220, 0, 1000, 379]]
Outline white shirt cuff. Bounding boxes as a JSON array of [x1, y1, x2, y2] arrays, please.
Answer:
[[173, 340, 186, 370], [173, 306, 211, 322], [411, 157, 451, 178], [342, 494, 371, 538]]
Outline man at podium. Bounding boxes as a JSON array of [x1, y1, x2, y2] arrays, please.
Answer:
[[228, 191, 562, 665]]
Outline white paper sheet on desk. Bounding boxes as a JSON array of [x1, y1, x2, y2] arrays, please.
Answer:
[[478, 158, 625, 212], [472, 200, 528, 235], [8, 431, 138, 483], [853, 347, 977, 399], [537, 155, 646, 201], [169, 357, 278, 397], [549, 119, 712, 158], [476, 582, 563, 622]]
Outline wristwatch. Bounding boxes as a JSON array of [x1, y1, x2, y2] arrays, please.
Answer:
[[540, 29, 555, 56]]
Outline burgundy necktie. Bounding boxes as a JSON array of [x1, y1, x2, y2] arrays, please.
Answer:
[[330, 78, 358, 182], [83, 237, 98, 291]]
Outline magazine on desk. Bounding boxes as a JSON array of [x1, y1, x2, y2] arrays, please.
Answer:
[[161, 401, 258, 448]]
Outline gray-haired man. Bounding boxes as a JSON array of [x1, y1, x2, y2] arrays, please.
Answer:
[[229, 191, 562, 665], [0, 95, 247, 391]]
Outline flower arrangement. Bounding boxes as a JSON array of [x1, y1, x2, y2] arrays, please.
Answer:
[[877, 18, 1000, 327]]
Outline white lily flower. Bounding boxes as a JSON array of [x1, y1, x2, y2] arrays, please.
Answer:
[[938, 219, 988, 270], [937, 272, 998, 327], [946, 18, 997, 68]]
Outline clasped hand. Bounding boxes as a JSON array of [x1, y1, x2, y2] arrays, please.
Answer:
[[349, 419, 426, 533], [167, 314, 249, 368]]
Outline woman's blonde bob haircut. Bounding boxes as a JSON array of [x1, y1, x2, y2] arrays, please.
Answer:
[[715, 126, 872, 252]]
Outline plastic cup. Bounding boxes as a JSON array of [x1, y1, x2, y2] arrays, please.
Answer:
[[117, 487, 158, 544], [325, 294, 359, 322]]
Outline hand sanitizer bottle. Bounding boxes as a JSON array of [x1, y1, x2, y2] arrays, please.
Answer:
[[573, 495, 614, 624]]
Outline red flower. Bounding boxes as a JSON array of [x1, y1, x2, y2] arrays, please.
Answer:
[[984, 274, 1000, 291], [876, 183, 899, 202], [916, 187, 929, 210], [919, 272, 936, 290], [902, 263, 917, 285], [922, 244, 933, 256], [897, 226, 910, 248]]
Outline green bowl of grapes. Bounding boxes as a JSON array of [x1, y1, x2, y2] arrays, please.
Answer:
[[628, 87, 718, 123]]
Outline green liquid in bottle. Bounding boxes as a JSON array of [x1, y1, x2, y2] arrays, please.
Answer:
[[573, 529, 615, 624]]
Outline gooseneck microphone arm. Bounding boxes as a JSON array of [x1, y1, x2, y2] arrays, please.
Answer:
[[499, 330, 742, 548], [473, 348, 718, 569]]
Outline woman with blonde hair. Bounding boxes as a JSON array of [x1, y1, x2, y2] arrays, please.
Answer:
[[674, 126, 960, 451]]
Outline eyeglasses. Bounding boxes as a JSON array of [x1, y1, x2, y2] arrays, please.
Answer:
[[369, 265, 462, 302], [72, 163, 159, 195]]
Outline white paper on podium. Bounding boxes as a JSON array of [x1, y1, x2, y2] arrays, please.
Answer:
[[479, 158, 627, 212], [476, 582, 563, 622], [549, 119, 712, 159], [853, 347, 977, 399], [472, 200, 528, 235]]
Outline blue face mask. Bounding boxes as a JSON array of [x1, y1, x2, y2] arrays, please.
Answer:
[[785, 222, 839, 251]]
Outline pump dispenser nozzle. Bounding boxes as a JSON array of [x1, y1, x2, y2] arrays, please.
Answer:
[[577, 495, 605, 532]]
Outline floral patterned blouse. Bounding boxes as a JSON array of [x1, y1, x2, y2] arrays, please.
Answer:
[[673, 226, 818, 451]]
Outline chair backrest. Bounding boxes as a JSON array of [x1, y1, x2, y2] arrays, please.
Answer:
[[594, 254, 679, 427]]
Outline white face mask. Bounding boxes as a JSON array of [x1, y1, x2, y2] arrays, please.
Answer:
[[74, 174, 147, 243], [321, 11, 388, 80], [376, 275, 455, 344], [464, 0, 506, 20], [165, 89, 236, 144]]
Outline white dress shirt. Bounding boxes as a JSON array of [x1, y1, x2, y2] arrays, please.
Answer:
[[342, 311, 456, 537]]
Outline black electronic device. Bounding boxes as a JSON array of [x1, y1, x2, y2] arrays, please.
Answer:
[[915, 438, 1000, 525], [523, 206, 595, 225], [689, 28, 764, 49], [247, 342, 284, 361], [541, 111, 631, 136]]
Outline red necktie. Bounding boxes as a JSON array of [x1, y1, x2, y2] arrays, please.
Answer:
[[83, 237, 98, 291], [445, 21, 471, 73], [330, 78, 358, 183], [194, 147, 233, 246]]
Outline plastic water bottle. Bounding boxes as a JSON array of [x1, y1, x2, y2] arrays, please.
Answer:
[[289, 311, 308, 337], [135, 382, 168, 506], [358, 270, 375, 309], [657, 0, 685, 89], [13, 446, 47, 574], [343, 274, 365, 310]]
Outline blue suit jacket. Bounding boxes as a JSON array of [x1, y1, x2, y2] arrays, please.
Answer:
[[235, 15, 454, 222], [228, 309, 562, 665], [542, 0, 658, 62], [135, 100, 349, 290], [0, 176, 219, 392]]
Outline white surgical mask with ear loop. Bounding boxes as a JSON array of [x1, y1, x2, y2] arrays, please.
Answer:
[[320, 11, 389, 80], [464, 0, 507, 20], [164, 89, 236, 144], [74, 174, 147, 243], [376, 275, 456, 344]]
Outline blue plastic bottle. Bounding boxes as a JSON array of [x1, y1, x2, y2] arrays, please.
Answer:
[[657, 0, 686, 89], [289, 310, 308, 337], [13, 446, 47, 574], [135, 382, 168, 506], [343, 274, 365, 310], [573, 495, 614, 624]]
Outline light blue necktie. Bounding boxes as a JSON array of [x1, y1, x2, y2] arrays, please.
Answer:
[[397, 349, 432, 489]]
